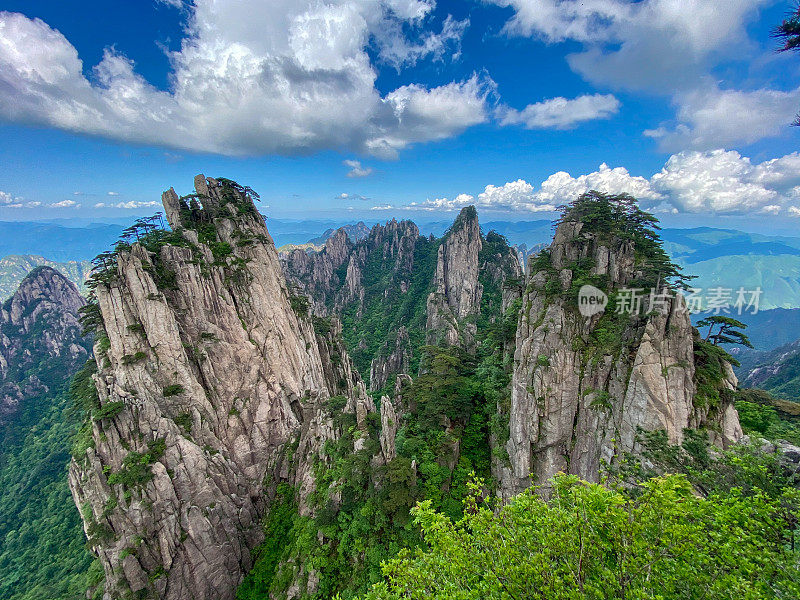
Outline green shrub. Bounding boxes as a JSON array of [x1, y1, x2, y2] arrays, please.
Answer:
[[362, 474, 800, 600], [121, 352, 146, 365], [93, 401, 124, 421], [162, 384, 184, 397], [173, 412, 192, 433]]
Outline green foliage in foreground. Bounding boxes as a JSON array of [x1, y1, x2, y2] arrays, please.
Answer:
[[362, 474, 800, 600]]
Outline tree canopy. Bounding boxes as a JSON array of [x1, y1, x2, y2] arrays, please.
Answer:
[[556, 190, 691, 288], [697, 315, 754, 349], [362, 474, 800, 600]]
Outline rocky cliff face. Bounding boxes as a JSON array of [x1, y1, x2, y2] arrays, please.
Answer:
[[282, 208, 520, 391], [0, 266, 88, 424], [426, 207, 484, 348], [69, 176, 368, 600], [282, 219, 418, 319], [496, 215, 743, 500]]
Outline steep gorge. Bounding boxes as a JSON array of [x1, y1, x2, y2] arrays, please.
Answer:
[[0, 267, 94, 600], [68, 183, 746, 600]]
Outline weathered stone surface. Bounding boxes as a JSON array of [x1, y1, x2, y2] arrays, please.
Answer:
[[495, 219, 742, 500], [379, 395, 398, 463], [282, 219, 419, 320], [0, 266, 88, 424], [426, 207, 483, 347], [69, 176, 367, 600]]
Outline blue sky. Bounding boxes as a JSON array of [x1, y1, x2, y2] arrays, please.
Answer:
[[0, 0, 799, 231]]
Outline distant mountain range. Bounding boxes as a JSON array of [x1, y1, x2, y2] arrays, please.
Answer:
[[0, 221, 123, 262], [661, 227, 800, 310], [2, 218, 800, 310], [0, 256, 91, 301]]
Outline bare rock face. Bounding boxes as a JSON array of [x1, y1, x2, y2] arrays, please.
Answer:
[[69, 176, 367, 600], [282, 218, 423, 390], [426, 206, 483, 347], [0, 266, 88, 424], [282, 218, 419, 319], [496, 218, 742, 500]]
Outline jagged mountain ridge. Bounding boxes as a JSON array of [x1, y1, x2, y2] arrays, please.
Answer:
[[0, 254, 91, 301], [1, 266, 89, 425], [740, 339, 800, 401], [495, 198, 743, 498], [282, 206, 521, 390], [69, 182, 745, 600]]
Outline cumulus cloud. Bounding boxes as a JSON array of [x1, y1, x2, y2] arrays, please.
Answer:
[[499, 94, 619, 129], [0, 190, 23, 208], [0, 190, 45, 209], [0, 3, 484, 158], [51, 199, 79, 208], [94, 200, 160, 209], [651, 149, 800, 213], [407, 165, 659, 212], [645, 86, 800, 151], [344, 159, 373, 178], [399, 150, 800, 215], [490, 0, 794, 148], [789, 206, 800, 217]]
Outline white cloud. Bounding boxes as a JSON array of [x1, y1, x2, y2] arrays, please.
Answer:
[[491, 0, 770, 92], [479, 181, 540, 209], [789, 206, 800, 217], [534, 163, 662, 207], [0, 4, 482, 158], [407, 165, 658, 212], [376, 14, 469, 68], [490, 1, 797, 149], [651, 149, 800, 213], [51, 199, 79, 208], [645, 86, 800, 151], [370, 204, 395, 210], [0, 191, 43, 208], [344, 159, 373, 178], [94, 200, 160, 209], [107, 191, 120, 196], [499, 93, 619, 129], [397, 149, 800, 215], [366, 75, 491, 157]]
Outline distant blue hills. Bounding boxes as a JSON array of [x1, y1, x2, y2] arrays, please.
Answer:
[[2, 217, 800, 309], [0, 221, 124, 262]]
